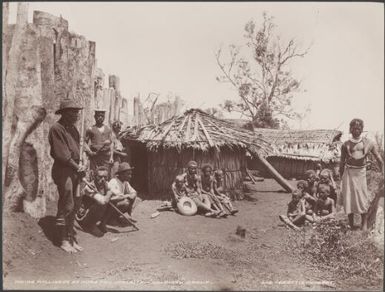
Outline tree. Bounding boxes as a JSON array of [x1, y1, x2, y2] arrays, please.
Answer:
[[216, 12, 310, 129], [204, 107, 224, 118]]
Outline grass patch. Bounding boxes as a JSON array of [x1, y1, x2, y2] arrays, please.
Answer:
[[289, 219, 383, 289]]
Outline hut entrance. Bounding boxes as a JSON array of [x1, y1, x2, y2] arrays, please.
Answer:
[[129, 141, 149, 195]]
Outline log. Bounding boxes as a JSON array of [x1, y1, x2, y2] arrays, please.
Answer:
[[256, 155, 294, 193]]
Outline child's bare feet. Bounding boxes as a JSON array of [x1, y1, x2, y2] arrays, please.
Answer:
[[230, 209, 239, 215]]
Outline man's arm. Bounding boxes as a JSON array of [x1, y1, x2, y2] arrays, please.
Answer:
[[84, 128, 96, 156], [370, 142, 384, 174], [171, 183, 181, 201], [339, 143, 347, 178]]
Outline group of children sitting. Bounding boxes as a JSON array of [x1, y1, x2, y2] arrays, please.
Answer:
[[171, 160, 239, 218], [280, 166, 338, 228]]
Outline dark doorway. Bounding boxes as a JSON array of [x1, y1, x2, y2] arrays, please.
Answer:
[[128, 141, 148, 196]]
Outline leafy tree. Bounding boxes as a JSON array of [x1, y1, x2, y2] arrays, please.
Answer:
[[216, 13, 310, 129]]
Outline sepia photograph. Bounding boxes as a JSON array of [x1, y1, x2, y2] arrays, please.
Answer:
[[2, 1, 384, 290]]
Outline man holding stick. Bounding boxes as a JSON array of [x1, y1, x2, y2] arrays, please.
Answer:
[[98, 162, 138, 233], [48, 99, 87, 253]]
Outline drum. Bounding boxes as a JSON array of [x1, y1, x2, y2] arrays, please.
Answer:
[[177, 197, 198, 216]]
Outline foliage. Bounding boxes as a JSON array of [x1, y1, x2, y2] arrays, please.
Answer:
[[216, 12, 310, 129], [165, 241, 237, 260], [289, 219, 383, 289]]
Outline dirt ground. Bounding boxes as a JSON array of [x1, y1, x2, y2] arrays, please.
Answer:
[[2, 179, 378, 291]]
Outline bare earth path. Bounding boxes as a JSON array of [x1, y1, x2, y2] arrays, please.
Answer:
[[4, 179, 337, 290]]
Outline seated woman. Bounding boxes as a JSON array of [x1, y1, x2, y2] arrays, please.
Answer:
[[182, 161, 219, 217], [201, 165, 227, 217], [213, 170, 238, 215]]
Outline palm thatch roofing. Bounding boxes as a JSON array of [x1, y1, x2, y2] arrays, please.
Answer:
[[252, 128, 343, 162], [121, 108, 273, 157]]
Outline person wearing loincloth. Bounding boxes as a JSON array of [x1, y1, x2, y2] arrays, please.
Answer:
[[339, 118, 383, 231]]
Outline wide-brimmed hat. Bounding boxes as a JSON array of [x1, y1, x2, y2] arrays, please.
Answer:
[[55, 99, 83, 114], [116, 162, 134, 174], [94, 108, 107, 113]]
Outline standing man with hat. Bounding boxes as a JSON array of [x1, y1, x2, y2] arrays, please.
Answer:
[[48, 99, 87, 253], [85, 109, 114, 177], [98, 162, 137, 233]]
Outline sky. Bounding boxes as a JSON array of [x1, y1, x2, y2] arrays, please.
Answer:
[[7, 2, 384, 133]]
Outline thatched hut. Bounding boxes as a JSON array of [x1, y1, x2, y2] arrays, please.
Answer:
[[248, 128, 343, 179], [121, 109, 273, 199]]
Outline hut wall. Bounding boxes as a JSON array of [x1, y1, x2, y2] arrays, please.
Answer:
[[247, 156, 337, 180], [146, 147, 246, 200]]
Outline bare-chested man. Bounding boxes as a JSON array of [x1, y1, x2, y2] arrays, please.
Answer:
[[340, 118, 383, 231]]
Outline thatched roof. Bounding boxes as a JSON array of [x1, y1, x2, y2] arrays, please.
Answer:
[[253, 128, 343, 162], [121, 108, 272, 156]]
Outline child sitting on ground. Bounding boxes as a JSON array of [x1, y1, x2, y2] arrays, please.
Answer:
[[313, 184, 336, 222], [297, 180, 316, 215], [318, 169, 337, 206], [280, 189, 314, 228], [201, 165, 227, 218], [213, 170, 239, 215], [304, 169, 319, 197], [171, 174, 187, 208]]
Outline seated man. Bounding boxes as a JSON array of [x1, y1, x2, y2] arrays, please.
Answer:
[[313, 183, 336, 223], [182, 160, 219, 217], [213, 169, 238, 215], [98, 162, 137, 233], [76, 166, 112, 237]]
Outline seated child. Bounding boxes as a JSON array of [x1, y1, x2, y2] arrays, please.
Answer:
[[182, 160, 219, 217], [304, 169, 319, 197], [296, 180, 316, 215], [171, 174, 187, 208], [286, 189, 313, 226], [313, 184, 336, 222], [315, 163, 322, 178], [201, 165, 227, 217], [318, 169, 337, 206], [214, 169, 239, 215]]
